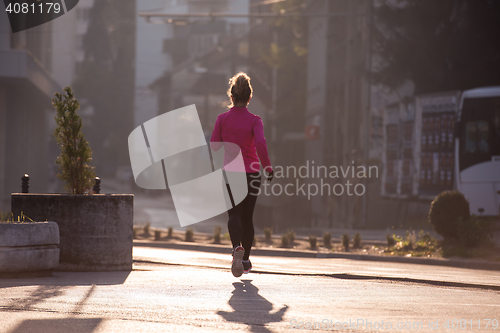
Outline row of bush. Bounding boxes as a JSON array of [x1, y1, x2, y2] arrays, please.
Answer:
[[133, 192, 495, 257], [258, 228, 364, 250], [133, 225, 365, 251], [265, 227, 358, 249], [133, 224, 174, 241], [305, 232, 362, 251]]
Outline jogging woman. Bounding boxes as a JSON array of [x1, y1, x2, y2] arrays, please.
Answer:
[[210, 72, 273, 277]]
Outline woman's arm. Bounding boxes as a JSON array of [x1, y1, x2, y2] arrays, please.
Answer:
[[253, 117, 272, 173]]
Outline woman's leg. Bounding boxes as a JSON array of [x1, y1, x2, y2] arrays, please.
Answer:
[[240, 173, 261, 260], [227, 196, 243, 249]]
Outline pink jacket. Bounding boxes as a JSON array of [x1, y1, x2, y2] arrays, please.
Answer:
[[210, 107, 272, 173]]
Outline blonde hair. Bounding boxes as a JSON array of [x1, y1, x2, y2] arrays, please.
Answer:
[[227, 72, 253, 108]]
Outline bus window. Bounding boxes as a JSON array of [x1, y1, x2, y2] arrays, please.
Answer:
[[477, 121, 490, 153], [464, 121, 489, 153], [464, 122, 477, 153], [477, 121, 489, 153], [459, 96, 500, 171], [494, 102, 500, 151]]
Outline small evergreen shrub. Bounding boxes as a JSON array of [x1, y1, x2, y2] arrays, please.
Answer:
[[386, 234, 396, 247], [185, 228, 194, 242], [280, 233, 290, 247], [154, 230, 161, 241], [428, 191, 470, 240], [279, 231, 295, 248], [342, 234, 350, 251], [264, 228, 273, 242], [52, 86, 95, 194], [143, 223, 151, 236], [353, 232, 362, 248], [168, 227, 173, 238], [214, 226, 221, 244], [308, 235, 317, 249], [323, 232, 332, 249]]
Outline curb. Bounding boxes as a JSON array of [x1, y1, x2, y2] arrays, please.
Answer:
[[133, 240, 500, 271], [0, 270, 53, 279]]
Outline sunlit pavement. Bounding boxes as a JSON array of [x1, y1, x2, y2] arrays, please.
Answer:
[[133, 246, 500, 289], [1, 247, 499, 333]]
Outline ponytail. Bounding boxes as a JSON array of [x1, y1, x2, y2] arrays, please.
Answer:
[[227, 72, 253, 107]]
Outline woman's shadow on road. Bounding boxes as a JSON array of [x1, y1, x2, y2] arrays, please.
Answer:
[[217, 279, 288, 333]]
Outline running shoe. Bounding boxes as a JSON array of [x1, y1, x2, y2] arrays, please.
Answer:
[[231, 246, 245, 277], [242, 260, 252, 274]]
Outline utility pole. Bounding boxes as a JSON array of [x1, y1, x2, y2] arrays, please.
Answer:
[[361, 0, 374, 228]]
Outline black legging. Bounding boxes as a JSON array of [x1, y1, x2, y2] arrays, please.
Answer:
[[227, 172, 261, 260]]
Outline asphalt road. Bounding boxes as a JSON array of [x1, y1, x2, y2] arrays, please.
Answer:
[[1, 247, 499, 333], [133, 246, 500, 288]]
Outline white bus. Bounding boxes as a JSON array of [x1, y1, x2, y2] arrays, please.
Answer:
[[455, 87, 500, 216]]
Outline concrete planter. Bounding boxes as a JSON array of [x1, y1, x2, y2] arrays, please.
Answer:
[[0, 222, 60, 274], [11, 194, 133, 271]]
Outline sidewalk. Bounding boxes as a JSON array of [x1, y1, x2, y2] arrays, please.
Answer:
[[132, 245, 500, 291], [134, 238, 500, 271], [3, 251, 500, 333]]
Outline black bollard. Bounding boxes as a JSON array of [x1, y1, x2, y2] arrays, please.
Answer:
[[21, 174, 29, 193], [93, 177, 101, 194]]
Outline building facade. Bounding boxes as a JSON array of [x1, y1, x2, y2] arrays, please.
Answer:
[[0, 10, 60, 211], [304, 0, 372, 228], [136, 0, 250, 136]]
